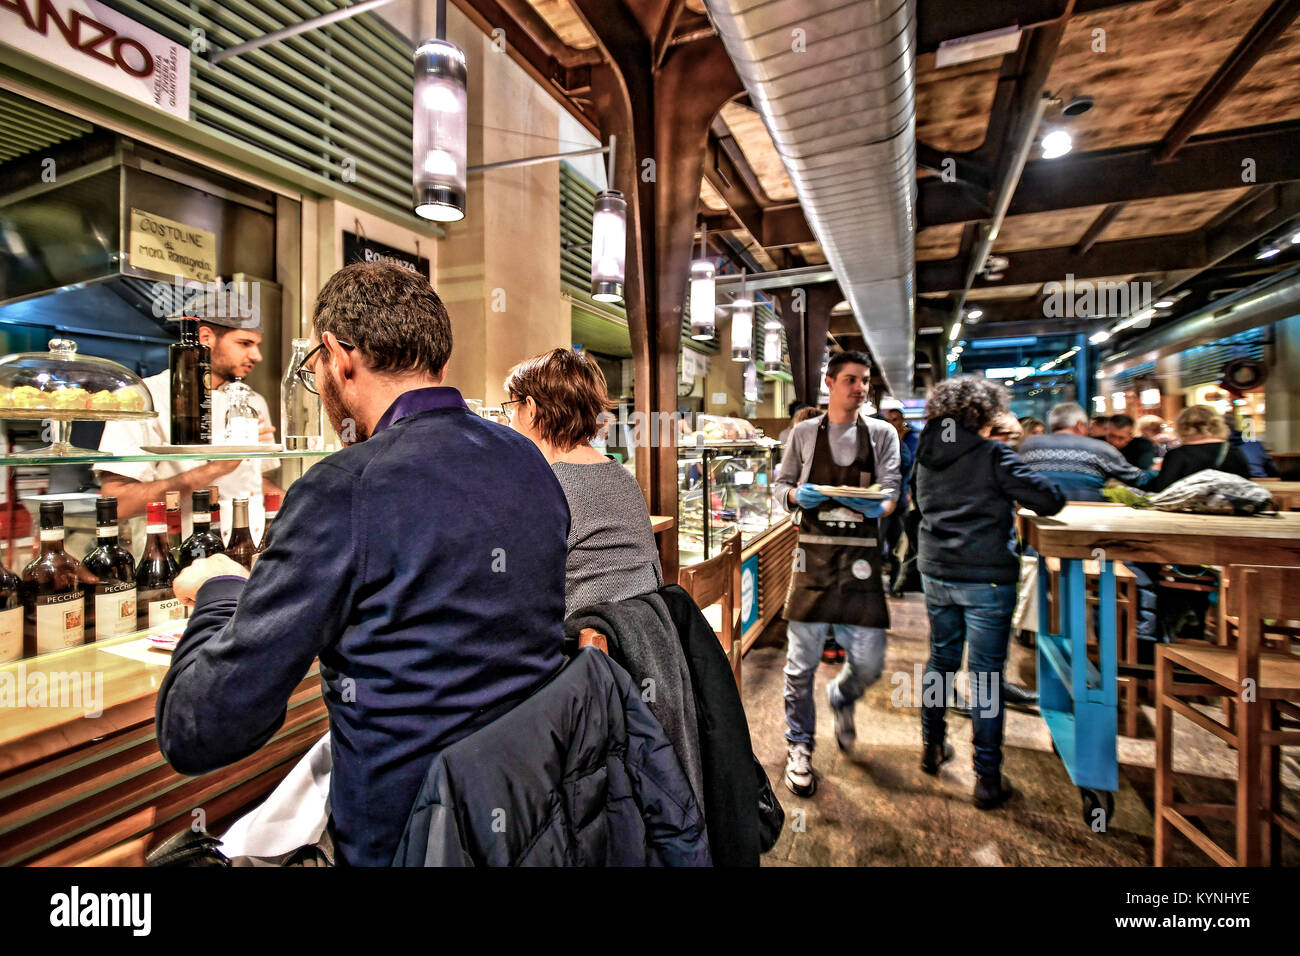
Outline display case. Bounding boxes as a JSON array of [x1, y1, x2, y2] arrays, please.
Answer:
[[677, 439, 784, 565], [0, 339, 155, 457]]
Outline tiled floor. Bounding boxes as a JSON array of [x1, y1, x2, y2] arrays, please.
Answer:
[[743, 594, 1299, 866]]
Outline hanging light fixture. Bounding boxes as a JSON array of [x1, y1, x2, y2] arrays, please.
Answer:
[[689, 223, 715, 340], [413, 38, 468, 223], [731, 269, 752, 363], [763, 317, 782, 372], [591, 135, 626, 303]]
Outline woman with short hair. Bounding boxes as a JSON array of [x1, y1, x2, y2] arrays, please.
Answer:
[[505, 348, 662, 614], [1149, 404, 1252, 492], [912, 377, 1064, 809]]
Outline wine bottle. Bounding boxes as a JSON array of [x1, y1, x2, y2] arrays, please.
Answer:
[[21, 501, 86, 656], [178, 489, 226, 569], [225, 496, 257, 570], [170, 317, 211, 445], [165, 490, 183, 560], [0, 562, 23, 663], [252, 492, 280, 569], [136, 502, 184, 629], [82, 497, 138, 642], [208, 485, 223, 543]]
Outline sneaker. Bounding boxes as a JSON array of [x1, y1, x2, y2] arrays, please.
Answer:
[[828, 687, 856, 752], [834, 647, 846, 662], [974, 774, 1016, 810], [784, 744, 816, 797], [920, 741, 954, 775], [1001, 679, 1039, 711], [821, 639, 840, 664]]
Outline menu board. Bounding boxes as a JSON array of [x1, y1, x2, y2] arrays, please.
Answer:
[[129, 209, 217, 283]]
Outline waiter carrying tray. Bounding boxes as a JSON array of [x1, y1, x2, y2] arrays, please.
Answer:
[[95, 289, 283, 539], [772, 350, 901, 797]]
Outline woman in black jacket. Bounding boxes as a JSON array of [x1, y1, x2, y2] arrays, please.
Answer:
[[913, 377, 1065, 809]]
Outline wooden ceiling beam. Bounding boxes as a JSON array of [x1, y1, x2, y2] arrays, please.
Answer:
[[1155, 0, 1300, 162], [918, 182, 1300, 292], [920, 122, 1300, 227], [1072, 202, 1127, 256], [916, 0, 1137, 54], [652, 0, 688, 70]]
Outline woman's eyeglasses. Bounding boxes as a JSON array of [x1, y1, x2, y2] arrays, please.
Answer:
[[295, 338, 356, 395], [499, 398, 522, 423]]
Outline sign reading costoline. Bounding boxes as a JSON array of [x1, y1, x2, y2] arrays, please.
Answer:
[[0, 0, 190, 120], [342, 231, 430, 279]]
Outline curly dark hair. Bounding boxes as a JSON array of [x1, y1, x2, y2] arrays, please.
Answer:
[[924, 376, 1009, 434]]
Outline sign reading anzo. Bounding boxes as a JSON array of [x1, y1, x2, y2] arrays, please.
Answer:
[[0, 1, 191, 119], [3, 0, 154, 75]]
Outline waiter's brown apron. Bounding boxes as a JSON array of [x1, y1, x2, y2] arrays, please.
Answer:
[[783, 417, 890, 628]]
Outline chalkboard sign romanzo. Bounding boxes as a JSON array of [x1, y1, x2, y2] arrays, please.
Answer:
[[342, 232, 430, 280]]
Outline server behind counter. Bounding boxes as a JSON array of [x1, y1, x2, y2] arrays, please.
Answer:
[[94, 292, 282, 539]]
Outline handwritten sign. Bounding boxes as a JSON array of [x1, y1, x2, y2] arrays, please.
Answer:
[[129, 209, 216, 283]]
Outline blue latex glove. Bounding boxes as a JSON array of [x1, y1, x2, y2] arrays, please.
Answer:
[[793, 484, 829, 509], [834, 496, 885, 518]]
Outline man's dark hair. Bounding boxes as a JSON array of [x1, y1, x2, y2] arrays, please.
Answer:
[[1109, 413, 1135, 430], [826, 350, 872, 381], [312, 262, 452, 377], [1091, 414, 1111, 427]]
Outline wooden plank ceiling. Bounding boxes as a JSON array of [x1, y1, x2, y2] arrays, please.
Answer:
[[518, 0, 1300, 363]]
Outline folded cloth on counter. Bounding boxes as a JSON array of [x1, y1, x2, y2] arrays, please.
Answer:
[[219, 732, 333, 863], [564, 591, 706, 814]]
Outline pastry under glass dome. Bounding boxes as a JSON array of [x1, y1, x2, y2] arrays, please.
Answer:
[[0, 338, 156, 456]]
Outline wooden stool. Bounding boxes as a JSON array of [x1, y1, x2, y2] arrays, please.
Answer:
[[1155, 565, 1300, 866], [678, 532, 743, 692]]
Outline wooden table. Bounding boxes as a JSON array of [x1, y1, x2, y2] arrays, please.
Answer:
[[650, 515, 675, 535], [1020, 505, 1300, 829]]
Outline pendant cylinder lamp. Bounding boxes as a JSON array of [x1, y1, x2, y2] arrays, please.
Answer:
[[731, 271, 753, 363], [689, 223, 715, 339], [591, 135, 626, 303], [763, 320, 782, 371], [590, 190, 627, 302], [689, 258, 716, 339], [413, 39, 468, 222]]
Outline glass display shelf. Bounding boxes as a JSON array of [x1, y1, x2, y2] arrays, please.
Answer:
[[0, 449, 333, 467], [678, 440, 783, 565]]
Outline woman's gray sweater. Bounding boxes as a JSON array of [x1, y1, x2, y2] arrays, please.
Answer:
[[551, 460, 664, 615]]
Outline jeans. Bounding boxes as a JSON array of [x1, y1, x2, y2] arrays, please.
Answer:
[[784, 620, 887, 749], [920, 575, 1018, 779]]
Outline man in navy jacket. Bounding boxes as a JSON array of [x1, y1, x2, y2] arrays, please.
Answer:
[[157, 262, 570, 866]]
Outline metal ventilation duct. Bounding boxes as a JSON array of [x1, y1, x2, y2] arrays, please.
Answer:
[[705, 0, 916, 395]]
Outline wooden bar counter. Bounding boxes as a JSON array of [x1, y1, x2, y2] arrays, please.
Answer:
[[0, 626, 327, 866]]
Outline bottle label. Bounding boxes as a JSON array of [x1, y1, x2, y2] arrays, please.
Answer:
[[0, 605, 21, 663], [96, 527, 119, 539], [35, 592, 84, 653], [148, 597, 186, 627], [146, 523, 167, 534], [193, 513, 210, 525], [39, 530, 64, 542], [94, 585, 138, 639], [199, 359, 212, 443]]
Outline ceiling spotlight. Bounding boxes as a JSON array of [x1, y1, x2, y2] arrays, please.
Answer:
[[1089, 330, 1111, 344], [1256, 244, 1281, 260], [1153, 299, 1174, 309], [966, 308, 984, 320], [1062, 95, 1094, 116], [949, 323, 962, 341], [985, 272, 1005, 281], [1291, 230, 1300, 244], [1041, 129, 1073, 159]]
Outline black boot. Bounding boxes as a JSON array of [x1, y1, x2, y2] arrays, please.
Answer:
[[974, 774, 1016, 810], [1001, 679, 1038, 710], [921, 741, 954, 775]]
